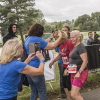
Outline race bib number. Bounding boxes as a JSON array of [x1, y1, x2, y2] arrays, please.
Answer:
[[68, 64, 77, 73], [62, 57, 69, 64]]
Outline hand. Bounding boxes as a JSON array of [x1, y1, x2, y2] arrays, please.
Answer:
[[36, 51, 44, 60], [27, 53, 36, 61], [63, 69, 69, 76], [49, 61, 54, 68], [50, 33, 54, 39], [74, 72, 80, 79], [58, 30, 62, 38]]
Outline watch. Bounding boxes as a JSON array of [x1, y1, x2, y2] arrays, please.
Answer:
[[78, 70, 82, 74]]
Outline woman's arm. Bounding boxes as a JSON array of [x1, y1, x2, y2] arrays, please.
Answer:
[[74, 52, 88, 79], [20, 63, 44, 76], [21, 51, 45, 76], [45, 34, 54, 42], [49, 53, 62, 68], [79, 52, 88, 72], [44, 31, 62, 50]]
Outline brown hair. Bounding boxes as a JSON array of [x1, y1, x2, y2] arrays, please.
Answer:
[[88, 31, 92, 35], [28, 23, 44, 37]]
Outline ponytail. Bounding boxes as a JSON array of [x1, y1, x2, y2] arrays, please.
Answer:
[[80, 34, 83, 43]]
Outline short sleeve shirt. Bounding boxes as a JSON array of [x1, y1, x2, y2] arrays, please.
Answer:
[[0, 60, 27, 99], [25, 36, 48, 68], [69, 43, 88, 70], [59, 39, 74, 68]]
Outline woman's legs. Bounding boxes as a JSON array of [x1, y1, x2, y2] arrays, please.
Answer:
[[34, 75, 47, 100], [26, 75, 38, 100], [27, 75, 47, 100], [63, 67, 71, 100], [64, 88, 71, 100], [71, 70, 88, 100], [71, 85, 83, 100], [58, 63, 64, 91]]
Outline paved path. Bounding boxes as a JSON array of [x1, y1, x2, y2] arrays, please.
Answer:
[[57, 87, 100, 100]]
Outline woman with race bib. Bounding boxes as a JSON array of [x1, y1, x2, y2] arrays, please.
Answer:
[[49, 31, 74, 100], [64, 30, 88, 100]]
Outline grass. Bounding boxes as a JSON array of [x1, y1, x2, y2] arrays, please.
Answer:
[[1, 33, 100, 99], [17, 61, 100, 100]]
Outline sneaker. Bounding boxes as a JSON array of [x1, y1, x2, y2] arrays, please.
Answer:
[[61, 90, 67, 98]]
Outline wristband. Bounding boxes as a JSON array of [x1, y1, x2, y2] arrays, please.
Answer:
[[40, 60, 45, 64]]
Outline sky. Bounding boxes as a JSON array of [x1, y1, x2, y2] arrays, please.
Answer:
[[34, 0, 100, 22]]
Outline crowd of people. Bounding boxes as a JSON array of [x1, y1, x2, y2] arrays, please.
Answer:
[[87, 31, 100, 45], [0, 23, 90, 100]]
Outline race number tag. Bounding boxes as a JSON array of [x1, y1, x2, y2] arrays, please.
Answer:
[[68, 64, 77, 73], [62, 57, 69, 64]]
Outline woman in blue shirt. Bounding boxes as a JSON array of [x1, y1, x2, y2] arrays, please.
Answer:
[[0, 38, 45, 100], [25, 23, 62, 100]]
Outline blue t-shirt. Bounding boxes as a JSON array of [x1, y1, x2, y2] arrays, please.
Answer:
[[68, 37, 70, 39], [25, 36, 48, 68], [0, 60, 27, 99], [55, 46, 63, 63]]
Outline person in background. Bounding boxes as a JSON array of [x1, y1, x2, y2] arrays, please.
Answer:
[[0, 38, 45, 100], [49, 31, 74, 100], [47, 31, 66, 98], [3, 23, 17, 45], [93, 34, 100, 44], [87, 31, 93, 45], [52, 30, 55, 35], [3, 23, 28, 92], [44, 31, 55, 62], [24, 23, 62, 100], [94, 31, 99, 38], [55, 46, 66, 98], [62, 26, 70, 39], [64, 30, 88, 100]]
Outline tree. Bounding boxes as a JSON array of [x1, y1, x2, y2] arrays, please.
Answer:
[[78, 23, 83, 31], [83, 21, 94, 31], [74, 14, 90, 27], [57, 21, 63, 30], [44, 25, 52, 33], [91, 12, 100, 26], [0, 0, 43, 43], [93, 21, 99, 31]]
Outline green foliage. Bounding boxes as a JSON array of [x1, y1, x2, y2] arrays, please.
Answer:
[[74, 12, 100, 32], [0, 0, 44, 43], [57, 21, 63, 30]]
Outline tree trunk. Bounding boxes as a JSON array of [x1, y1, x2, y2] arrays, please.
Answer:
[[19, 28, 24, 44]]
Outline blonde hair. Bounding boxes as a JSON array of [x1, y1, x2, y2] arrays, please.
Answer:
[[71, 30, 83, 43], [0, 38, 22, 64], [54, 30, 68, 41]]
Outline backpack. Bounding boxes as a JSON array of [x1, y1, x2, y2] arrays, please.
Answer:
[[21, 44, 28, 62]]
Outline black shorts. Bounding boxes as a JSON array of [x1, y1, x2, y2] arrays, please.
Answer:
[[0, 96, 17, 100], [62, 67, 71, 91]]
